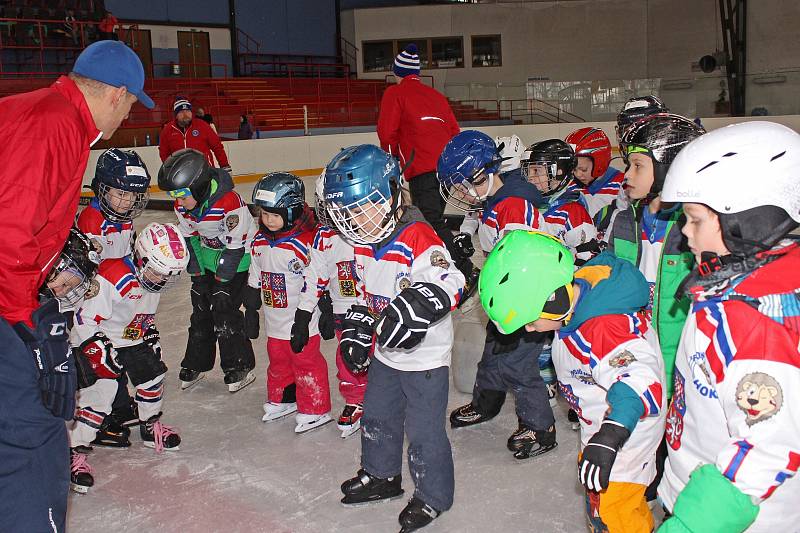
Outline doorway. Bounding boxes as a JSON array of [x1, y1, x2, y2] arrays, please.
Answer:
[[177, 30, 211, 78]]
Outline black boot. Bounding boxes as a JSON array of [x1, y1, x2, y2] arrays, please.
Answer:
[[567, 408, 581, 430], [450, 389, 505, 428], [398, 497, 441, 532], [341, 469, 404, 506], [449, 403, 490, 428], [140, 412, 181, 451], [508, 424, 557, 460], [111, 397, 139, 428], [179, 367, 204, 390], [70, 448, 94, 494], [91, 416, 131, 448]]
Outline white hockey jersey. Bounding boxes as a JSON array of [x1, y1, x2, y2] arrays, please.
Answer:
[[299, 225, 357, 315], [71, 257, 160, 348], [540, 188, 598, 263], [477, 196, 543, 253], [566, 168, 625, 220], [248, 226, 319, 341], [353, 215, 465, 372], [659, 246, 800, 532], [76, 201, 134, 261]]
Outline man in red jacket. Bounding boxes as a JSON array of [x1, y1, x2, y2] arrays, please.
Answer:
[[159, 96, 231, 172], [0, 40, 153, 531], [377, 44, 473, 280]]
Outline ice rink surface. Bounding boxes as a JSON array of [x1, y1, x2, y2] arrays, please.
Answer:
[[66, 208, 593, 533]]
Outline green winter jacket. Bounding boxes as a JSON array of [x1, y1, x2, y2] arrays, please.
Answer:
[[608, 203, 693, 399]]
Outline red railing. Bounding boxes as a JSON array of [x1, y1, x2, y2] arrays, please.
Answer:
[[452, 98, 586, 124]]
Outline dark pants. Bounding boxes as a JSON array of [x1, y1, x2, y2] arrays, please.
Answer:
[[361, 358, 454, 512], [110, 374, 132, 413], [181, 272, 255, 374], [409, 171, 472, 276], [472, 330, 555, 431], [0, 318, 68, 532]]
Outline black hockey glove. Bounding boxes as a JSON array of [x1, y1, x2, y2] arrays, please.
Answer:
[[578, 420, 631, 492], [290, 309, 312, 353], [452, 232, 475, 259], [13, 300, 76, 419], [376, 282, 451, 350], [317, 291, 336, 341], [486, 321, 522, 355], [242, 285, 262, 339], [142, 326, 162, 360], [340, 305, 376, 373]]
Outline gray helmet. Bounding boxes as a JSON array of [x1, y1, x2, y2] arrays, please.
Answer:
[[157, 149, 213, 203], [252, 172, 306, 231]]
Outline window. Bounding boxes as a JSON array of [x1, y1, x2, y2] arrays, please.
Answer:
[[430, 37, 463, 68], [363, 41, 394, 72], [472, 35, 501, 67], [397, 39, 429, 69]]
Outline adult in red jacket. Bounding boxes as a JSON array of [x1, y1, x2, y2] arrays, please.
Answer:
[[0, 40, 152, 531], [377, 44, 472, 280], [159, 96, 231, 172]]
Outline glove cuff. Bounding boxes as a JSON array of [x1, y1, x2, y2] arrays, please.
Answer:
[[294, 308, 313, 326]]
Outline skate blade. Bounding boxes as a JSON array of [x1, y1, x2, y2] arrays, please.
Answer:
[[295, 416, 333, 434], [339, 422, 361, 439], [228, 371, 256, 393], [143, 442, 180, 452], [90, 440, 131, 449], [180, 374, 205, 390], [262, 406, 298, 422], [70, 483, 90, 494], [341, 491, 404, 508], [513, 442, 558, 460]]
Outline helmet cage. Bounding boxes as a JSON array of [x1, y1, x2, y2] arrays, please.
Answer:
[[438, 164, 496, 212], [327, 185, 401, 245], [96, 182, 150, 223]]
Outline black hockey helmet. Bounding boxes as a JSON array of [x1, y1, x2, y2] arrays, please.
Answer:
[[91, 148, 151, 223], [158, 149, 213, 204], [252, 172, 306, 232], [616, 95, 669, 141], [40, 227, 101, 307], [522, 139, 577, 197]]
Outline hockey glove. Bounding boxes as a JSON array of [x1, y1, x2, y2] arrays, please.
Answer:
[[486, 321, 522, 355], [376, 282, 451, 350], [340, 305, 376, 373], [13, 300, 76, 419], [290, 309, 312, 353], [242, 285, 262, 339], [578, 420, 630, 492], [317, 291, 336, 341], [452, 232, 475, 259], [142, 326, 162, 360], [79, 332, 122, 380], [222, 165, 233, 174]]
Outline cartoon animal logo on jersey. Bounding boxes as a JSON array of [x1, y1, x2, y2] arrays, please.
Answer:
[[735, 372, 783, 426], [261, 272, 288, 308], [336, 260, 357, 297], [666, 369, 686, 450], [558, 382, 591, 426], [430, 250, 450, 269], [288, 257, 303, 275], [90, 238, 104, 255], [398, 276, 411, 292], [608, 350, 637, 368], [84, 279, 100, 300], [225, 214, 239, 232]]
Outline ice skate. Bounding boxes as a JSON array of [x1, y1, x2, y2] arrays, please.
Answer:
[[449, 402, 493, 428], [179, 368, 204, 390], [140, 413, 181, 452], [294, 412, 332, 434], [398, 496, 441, 532], [262, 402, 297, 422], [225, 369, 255, 393], [341, 469, 404, 506], [111, 397, 140, 427], [70, 448, 94, 494], [546, 382, 558, 407], [91, 416, 131, 448], [508, 424, 557, 460], [337, 403, 363, 439], [567, 408, 580, 430]]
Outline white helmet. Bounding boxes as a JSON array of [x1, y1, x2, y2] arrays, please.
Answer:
[[133, 223, 190, 292], [663, 121, 800, 255], [314, 170, 333, 228], [495, 135, 525, 174]]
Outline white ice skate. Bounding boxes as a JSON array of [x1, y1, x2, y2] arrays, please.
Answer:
[[262, 402, 297, 422], [294, 412, 332, 434], [226, 369, 256, 393], [179, 368, 205, 390]]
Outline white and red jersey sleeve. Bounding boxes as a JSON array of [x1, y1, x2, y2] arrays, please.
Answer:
[[76, 202, 134, 260], [542, 200, 597, 263], [568, 169, 625, 219], [477, 196, 543, 253], [174, 191, 256, 251], [299, 225, 358, 315]]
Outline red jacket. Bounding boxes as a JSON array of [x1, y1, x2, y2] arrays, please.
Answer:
[[0, 76, 102, 324], [158, 118, 229, 167], [377, 75, 460, 180]]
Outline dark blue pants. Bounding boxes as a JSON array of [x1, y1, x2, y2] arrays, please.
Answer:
[[361, 358, 454, 512], [0, 318, 68, 532]]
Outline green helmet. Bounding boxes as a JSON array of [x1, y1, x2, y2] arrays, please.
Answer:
[[479, 230, 575, 334]]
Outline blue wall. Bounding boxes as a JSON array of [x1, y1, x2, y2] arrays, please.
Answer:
[[105, 0, 228, 24], [235, 0, 337, 57]]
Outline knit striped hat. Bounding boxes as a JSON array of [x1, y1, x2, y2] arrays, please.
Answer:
[[393, 44, 420, 78], [173, 96, 192, 114]]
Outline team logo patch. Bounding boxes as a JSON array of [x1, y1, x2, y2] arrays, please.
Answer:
[[666, 370, 687, 450], [398, 277, 411, 291], [261, 272, 288, 308], [191, 129, 200, 137], [336, 260, 357, 297], [288, 257, 303, 274], [90, 238, 103, 254], [608, 350, 636, 368], [122, 313, 155, 341], [430, 250, 450, 269], [736, 372, 783, 426], [225, 214, 239, 232], [84, 279, 100, 300]]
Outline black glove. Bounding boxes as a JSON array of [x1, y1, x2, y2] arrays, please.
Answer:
[[13, 300, 76, 420], [340, 305, 376, 373], [222, 165, 233, 174], [486, 321, 522, 355], [578, 420, 631, 492], [142, 326, 162, 360], [376, 282, 450, 350], [290, 309, 312, 353], [242, 285, 262, 340], [452, 232, 475, 259], [317, 291, 336, 341]]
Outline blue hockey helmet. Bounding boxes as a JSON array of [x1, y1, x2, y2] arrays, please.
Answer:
[[437, 130, 503, 212], [252, 172, 306, 232], [323, 144, 402, 245], [91, 148, 151, 223]]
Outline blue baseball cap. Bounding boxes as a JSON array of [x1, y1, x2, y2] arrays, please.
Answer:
[[72, 40, 154, 109]]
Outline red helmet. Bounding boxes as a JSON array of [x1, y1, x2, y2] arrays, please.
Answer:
[[565, 127, 612, 178]]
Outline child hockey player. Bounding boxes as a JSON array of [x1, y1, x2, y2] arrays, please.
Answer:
[[69, 223, 189, 493], [158, 148, 257, 393], [565, 127, 625, 219], [40, 227, 100, 313], [438, 131, 557, 460], [296, 174, 363, 438], [326, 144, 465, 532], [480, 230, 666, 532], [658, 121, 800, 532], [77, 148, 150, 448], [247, 172, 332, 433]]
